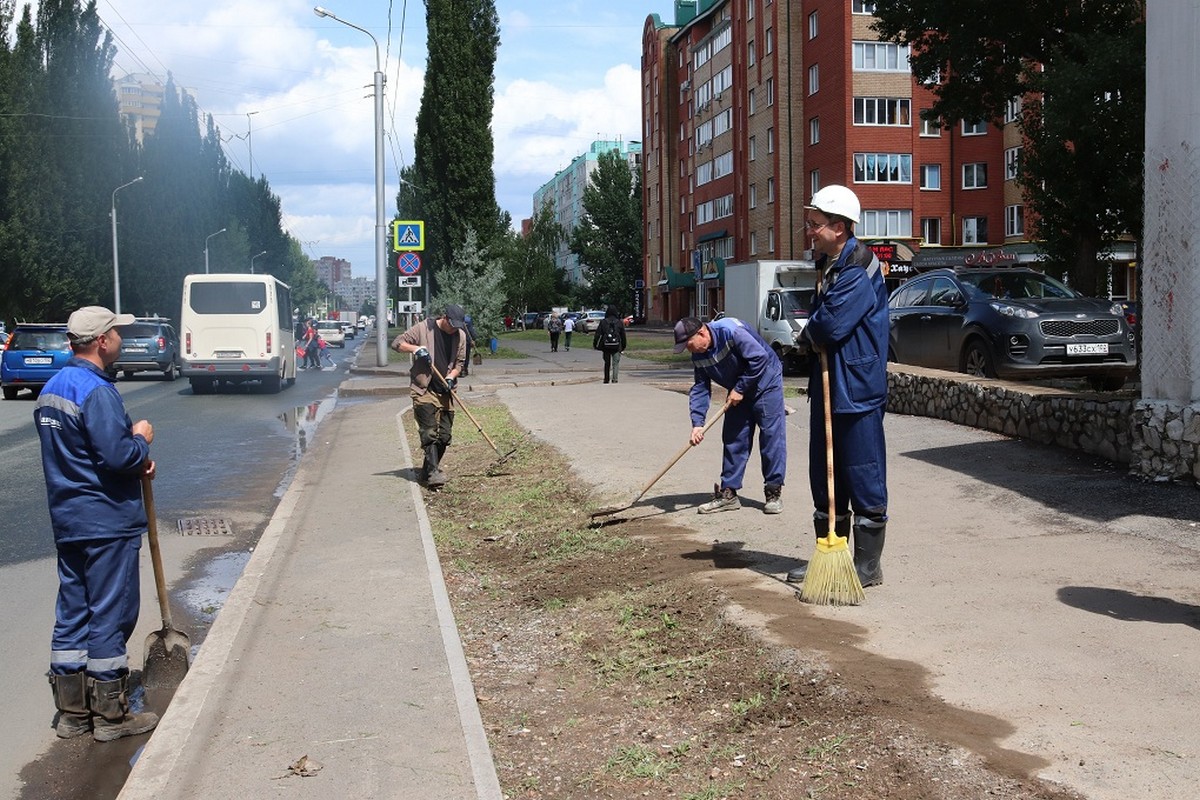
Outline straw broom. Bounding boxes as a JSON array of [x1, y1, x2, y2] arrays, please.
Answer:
[[800, 347, 865, 606]]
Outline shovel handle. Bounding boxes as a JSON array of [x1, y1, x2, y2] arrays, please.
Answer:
[[142, 474, 174, 630], [629, 398, 732, 506]]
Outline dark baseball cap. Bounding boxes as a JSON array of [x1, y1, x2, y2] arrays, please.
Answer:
[[443, 304, 467, 330], [672, 317, 704, 353]]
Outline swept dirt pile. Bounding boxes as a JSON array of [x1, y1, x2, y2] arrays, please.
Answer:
[[416, 400, 1082, 800]]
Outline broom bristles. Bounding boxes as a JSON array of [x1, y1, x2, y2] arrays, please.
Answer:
[[800, 537, 865, 606]]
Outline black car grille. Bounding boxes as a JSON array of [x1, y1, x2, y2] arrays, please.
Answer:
[[1039, 319, 1119, 338]]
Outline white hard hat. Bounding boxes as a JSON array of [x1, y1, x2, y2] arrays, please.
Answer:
[[806, 184, 861, 224]]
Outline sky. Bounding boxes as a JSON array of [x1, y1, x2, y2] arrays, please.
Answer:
[[93, 0, 661, 278]]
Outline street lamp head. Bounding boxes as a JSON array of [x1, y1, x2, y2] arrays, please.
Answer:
[[314, 6, 331, 18]]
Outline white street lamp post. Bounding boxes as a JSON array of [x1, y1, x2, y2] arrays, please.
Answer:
[[251, 250, 268, 274], [314, 5, 388, 366], [111, 176, 143, 314], [204, 228, 227, 274]]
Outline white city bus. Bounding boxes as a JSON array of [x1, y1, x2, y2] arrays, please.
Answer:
[[180, 273, 296, 394]]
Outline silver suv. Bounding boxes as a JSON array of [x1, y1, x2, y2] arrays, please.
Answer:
[[112, 318, 181, 380]]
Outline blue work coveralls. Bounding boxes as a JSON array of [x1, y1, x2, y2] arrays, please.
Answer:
[[36, 358, 150, 680], [805, 238, 889, 525], [688, 318, 787, 491]]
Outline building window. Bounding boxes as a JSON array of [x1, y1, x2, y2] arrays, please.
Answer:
[[919, 113, 941, 137], [852, 0, 877, 12], [852, 41, 910, 72], [1005, 146, 1023, 180], [747, 0, 754, 20], [766, 78, 774, 106], [767, 177, 775, 203], [810, 169, 820, 197], [768, 226, 775, 252], [962, 162, 988, 189], [809, 116, 820, 145], [749, 135, 756, 161], [765, 27, 773, 54], [853, 97, 911, 126], [853, 153, 913, 184], [1003, 96, 1022, 125], [1005, 205, 1024, 237], [921, 217, 941, 245], [961, 119, 987, 136], [920, 164, 941, 190], [860, 210, 912, 237], [749, 184, 757, 209], [808, 64, 819, 95], [749, 231, 757, 255], [963, 216, 988, 244], [748, 40, 756, 66], [747, 87, 756, 115], [767, 127, 774, 153], [808, 10, 818, 39]]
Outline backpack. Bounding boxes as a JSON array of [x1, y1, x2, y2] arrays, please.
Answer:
[[599, 320, 621, 351]]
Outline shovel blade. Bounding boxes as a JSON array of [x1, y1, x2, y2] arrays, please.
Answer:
[[143, 627, 191, 689]]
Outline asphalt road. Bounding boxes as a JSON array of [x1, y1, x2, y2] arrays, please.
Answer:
[[0, 338, 363, 800]]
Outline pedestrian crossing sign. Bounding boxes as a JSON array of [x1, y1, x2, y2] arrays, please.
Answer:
[[392, 220, 425, 251]]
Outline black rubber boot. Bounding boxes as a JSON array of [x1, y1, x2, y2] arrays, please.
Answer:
[[786, 515, 850, 583], [49, 672, 91, 739], [89, 676, 158, 742], [854, 522, 886, 587], [424, 443, 446, 489]]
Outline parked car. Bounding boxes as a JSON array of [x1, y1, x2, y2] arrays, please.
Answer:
[[317, 319, 346, 347], [112, 318, 180, 380], [579, 310, 606, 333], [535, 311, 551, 329], [1, 323, 72, 399], [521, 312, 540, 329], [887, 267, 1137, 390]]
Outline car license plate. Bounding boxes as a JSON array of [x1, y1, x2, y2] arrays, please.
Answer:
[[24, 356, 52, 365], [123, 345, 147, 353], [1066, 343, 1108, 356], [215, 351, 242, 359]]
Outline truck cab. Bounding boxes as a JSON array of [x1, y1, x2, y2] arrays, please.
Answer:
[[724, 260, 817, 373]]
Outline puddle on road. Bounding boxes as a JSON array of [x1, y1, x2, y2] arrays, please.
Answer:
[[177, 550, 252, 629], [274, 395, 338, 498]]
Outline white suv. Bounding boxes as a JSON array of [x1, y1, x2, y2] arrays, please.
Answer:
[[317, 320, 346, 348]]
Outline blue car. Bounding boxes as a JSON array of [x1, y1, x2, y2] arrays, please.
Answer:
[[1, 323, 72, 400]]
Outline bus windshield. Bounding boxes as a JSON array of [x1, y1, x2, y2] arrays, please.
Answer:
[[189, 282, 269, 315]]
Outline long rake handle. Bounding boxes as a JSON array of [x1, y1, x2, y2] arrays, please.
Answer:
[[428, 361, 504, 456], [142, 473, 173, 629], [630, 399, 732, 506], [820, 350, 836, 541]]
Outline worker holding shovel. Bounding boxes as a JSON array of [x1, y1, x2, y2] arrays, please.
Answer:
[[391, 303, 468, 489], [35, 306, 160, 742], [785, 185, 890, 589], [674, 315, 787, 515]]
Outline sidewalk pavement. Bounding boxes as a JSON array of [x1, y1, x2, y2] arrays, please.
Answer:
[[121, 331, 1200, 800]]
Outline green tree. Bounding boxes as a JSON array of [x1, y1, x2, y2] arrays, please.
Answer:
[[429, 227, 505, 342], [871, 0, 1145, 295], [500, 199, 565, 317], [410, 0, 501, 297], [568, 149, 642, 309]]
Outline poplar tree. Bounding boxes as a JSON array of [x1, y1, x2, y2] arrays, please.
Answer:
[[569, 149, 643, 310], [410, 0, 501, 299]]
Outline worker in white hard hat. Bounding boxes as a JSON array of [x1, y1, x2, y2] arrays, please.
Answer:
[[786, 184, 890, 589]]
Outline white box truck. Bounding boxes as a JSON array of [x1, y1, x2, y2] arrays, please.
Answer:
[[723, 259, 818, 373]]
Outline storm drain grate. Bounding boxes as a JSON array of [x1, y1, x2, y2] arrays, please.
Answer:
[[177, 517, 235, 536]]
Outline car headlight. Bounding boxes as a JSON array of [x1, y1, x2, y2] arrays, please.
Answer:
[[1109, 302, 1124, 316], [989, 301, 1038, 319]]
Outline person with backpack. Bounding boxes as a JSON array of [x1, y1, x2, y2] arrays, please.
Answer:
[[592, 306, 627, 384], [546, 313, 563, 352]]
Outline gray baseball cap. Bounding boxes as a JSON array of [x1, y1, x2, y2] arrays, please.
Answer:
[[67, 306, 135, 339]]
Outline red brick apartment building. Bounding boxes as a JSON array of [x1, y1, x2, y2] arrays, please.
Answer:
[[639, 0, 1134, 324]]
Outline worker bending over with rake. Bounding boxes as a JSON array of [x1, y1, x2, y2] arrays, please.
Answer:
[[785, 185, 889, 587], [674, 315, 787, 515], [391, 304, 468, 489]]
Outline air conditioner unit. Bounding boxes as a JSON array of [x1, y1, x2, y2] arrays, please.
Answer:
[[715, 91, 723, 101], [681, 79, 691, 90]]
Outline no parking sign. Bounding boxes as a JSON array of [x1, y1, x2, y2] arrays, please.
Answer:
[[397, 252, 421, 275]]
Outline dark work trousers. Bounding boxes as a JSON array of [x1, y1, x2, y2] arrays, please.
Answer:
[[413, 390, 455, 452], [548, 331, 560, 351], [808, 402, 888, 523], [51, 536, 142, 680], [602, 350, 622, 383], [718, 384, 787, 491]]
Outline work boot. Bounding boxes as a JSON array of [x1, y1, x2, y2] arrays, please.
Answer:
[[426, 468, 447, 489], [88, 676, 158, 742], [698, 484, 740, 514], [48, 672, 91, 739], [421, 443, 440, 486], [854, 521, 886, 587], [786, 514, 850, 583], [763, 484, 783, 515]]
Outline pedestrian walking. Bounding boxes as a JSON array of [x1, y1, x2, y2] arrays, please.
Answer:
[[36, 305, 160, 742], [462, 314, 478, 376], [303, 318, 321, 370], [674, 315, 787, 515], [390, 304, 468, 489], [547, 313, 563, 352], [785, 184, 889, 587], [562, 314, 575, 351], [592, 306, 627, 383]]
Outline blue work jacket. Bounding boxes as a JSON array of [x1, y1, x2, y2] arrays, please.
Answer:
[[688, 318, 783, 426]]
